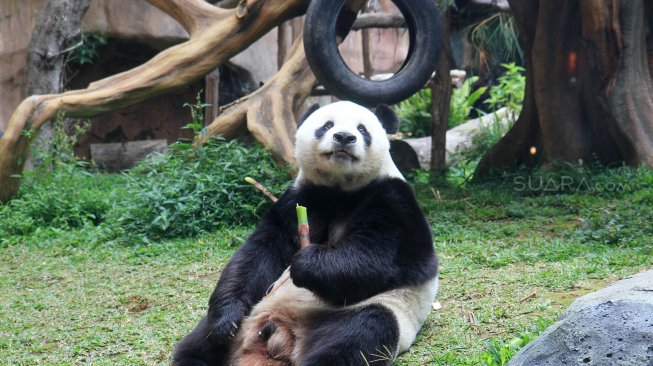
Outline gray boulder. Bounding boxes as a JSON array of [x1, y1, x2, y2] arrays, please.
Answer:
[[508, 271, 653, 366]]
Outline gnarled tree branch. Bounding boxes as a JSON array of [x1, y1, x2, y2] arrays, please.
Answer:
[[0, 0, 311, 202], [205, 37, 317, 163], [0, 0, 369, 202], [146, 0, 226, 34]]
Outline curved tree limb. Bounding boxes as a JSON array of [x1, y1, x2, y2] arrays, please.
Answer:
[[205, 37, 317, 163], [0, 0, 310, 202], [204, 0, 366, 163], [147, 0, 226, 34]]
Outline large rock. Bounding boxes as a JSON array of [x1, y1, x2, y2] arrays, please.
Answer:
[[508, 271, 653, 366]]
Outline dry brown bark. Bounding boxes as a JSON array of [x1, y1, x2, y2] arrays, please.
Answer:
[[475, 0, 653, 177], [0, 0, 314, 202], [430, 7, 452, 174], [204, 38, 317, 163]]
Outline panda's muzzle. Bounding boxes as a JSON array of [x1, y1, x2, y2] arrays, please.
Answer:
[[333, 132, 357, 145], [323, 132, 359, 161], [322, 149, 358, 161]]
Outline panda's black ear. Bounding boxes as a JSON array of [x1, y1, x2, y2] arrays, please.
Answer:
[[375, 104, 399, 134], [297, 103, 320, 127]]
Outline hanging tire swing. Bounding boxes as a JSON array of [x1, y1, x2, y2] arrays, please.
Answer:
[[304, 0, 443, 106]]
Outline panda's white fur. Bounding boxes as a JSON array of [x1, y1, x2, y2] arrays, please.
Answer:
[[231, 102, 438, 365], [294, 101, 403, 192], [234, 270, 438, 363], [174, 101, 439, 366]]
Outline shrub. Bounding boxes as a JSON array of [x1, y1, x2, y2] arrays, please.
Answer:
[[396, 88, 433, 138], [112, 136, 291, 240], [70, 32, 107, 66], [396, 77, 487, 138], [448, 63, 526, 184], [484, 63, 525, 114], [0, 116, 117, 237], [0, 162, 121, 237], [449, 76, 487, 128]]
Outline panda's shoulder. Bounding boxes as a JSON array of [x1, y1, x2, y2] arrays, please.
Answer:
[[257, 186, 303, 229], [364, 178, 418, 205]]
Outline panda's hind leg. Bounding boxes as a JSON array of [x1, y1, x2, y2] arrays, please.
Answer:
[[299, 304, 399, 366], [172, 316, 229, 366]]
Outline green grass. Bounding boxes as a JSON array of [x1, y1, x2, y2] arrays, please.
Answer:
[[1, 167, 653, 365]]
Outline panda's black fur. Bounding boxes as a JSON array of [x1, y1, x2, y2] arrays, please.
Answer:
[[289, 178, 437, 305], [174, 102, 438, 366]]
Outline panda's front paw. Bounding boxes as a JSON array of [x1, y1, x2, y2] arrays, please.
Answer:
[[289, 252, 318, 290], [207, 314, 242, 346]]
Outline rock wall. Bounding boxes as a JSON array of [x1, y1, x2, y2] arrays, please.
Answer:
[[81, 0, 188, 49], [0, 0, 187, 132], [0, 0, 47, 132]]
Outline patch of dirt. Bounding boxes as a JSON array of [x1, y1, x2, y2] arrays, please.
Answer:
[[548, 276, 619, 310], [124, 295, 152, 313]]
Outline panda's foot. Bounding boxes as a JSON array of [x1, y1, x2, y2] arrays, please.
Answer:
[[232, 314, 295, 366], [173, 316, 230, 366], [299, 304, 399, 366]]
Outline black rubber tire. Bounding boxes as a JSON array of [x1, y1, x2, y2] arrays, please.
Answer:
[[304, 0, 443, 106]]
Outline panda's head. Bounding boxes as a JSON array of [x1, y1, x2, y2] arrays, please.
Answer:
[[294, 101, 404, 191]]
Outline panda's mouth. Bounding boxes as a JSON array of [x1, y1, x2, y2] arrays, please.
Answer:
[[323, 150, 359, 162]]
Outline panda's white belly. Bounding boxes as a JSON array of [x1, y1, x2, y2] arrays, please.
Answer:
[[237, 267, 438, 360]]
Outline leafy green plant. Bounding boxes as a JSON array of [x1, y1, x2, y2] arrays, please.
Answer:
[[396, 88, 433, 138], [396, 77, 488, 137], [0, 117, 117, 237], [577, 208, 638, 245], [182, 92, 210, 140], [30, 112, 91, 170], [485, 63, 526, 114], [69, 32, 107, 66], [468, 13, 523, 74], [113, 136, 291, 240], [449, 76, 488, 128], [447, 63, 526, 183], [112, 94, 291, 240], [478, 317, 553, 366]]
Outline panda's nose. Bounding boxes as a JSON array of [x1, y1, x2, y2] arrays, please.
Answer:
[[333, 132, 357, 145]]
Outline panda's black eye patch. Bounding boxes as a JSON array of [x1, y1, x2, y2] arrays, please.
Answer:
[[314, 121, 334, 139], [357, 124, 372, 146]]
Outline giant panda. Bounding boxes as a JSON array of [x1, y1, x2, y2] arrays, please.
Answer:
[[173, 101, 439, 366]]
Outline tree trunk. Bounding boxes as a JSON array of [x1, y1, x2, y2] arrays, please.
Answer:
[[475, 0, 653, 177], [25, 0, 92, 167], [430, 8, 452, 174]]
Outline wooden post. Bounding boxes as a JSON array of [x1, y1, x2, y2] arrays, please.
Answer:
[[361, 5, 373, 78], [277, 22, 289, 69], [430, 8, 451, 175], [205, 67, 221, 124]]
